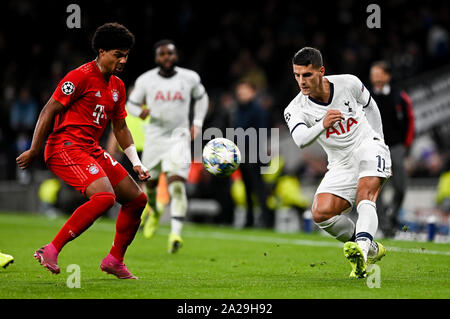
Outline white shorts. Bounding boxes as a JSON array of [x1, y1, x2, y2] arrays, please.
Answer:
[[315, 137, 392, 208], [141, 134, 191, 181]]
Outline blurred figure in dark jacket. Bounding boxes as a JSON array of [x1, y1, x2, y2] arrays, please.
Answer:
[[233, 81, 274, 228], [369, 61, 415, 237]]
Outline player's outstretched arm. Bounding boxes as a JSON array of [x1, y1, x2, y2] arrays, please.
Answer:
[[126, 79, 148, 119], [126, 100, 149, 120], [16, 98, 64, 170], [111, 118, 150, 181]]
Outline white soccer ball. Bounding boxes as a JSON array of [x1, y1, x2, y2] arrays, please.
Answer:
[[202, 138, 241, 177]]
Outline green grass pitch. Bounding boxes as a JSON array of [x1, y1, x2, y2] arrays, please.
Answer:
[[0, 211, 449, 299]]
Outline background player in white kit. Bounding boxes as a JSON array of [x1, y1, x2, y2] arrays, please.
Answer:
[[126, 40, 208, 253], [284, 47, 391, 278]]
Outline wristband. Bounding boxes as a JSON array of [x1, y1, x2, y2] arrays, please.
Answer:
[[192, 119, 203, 128], [123, 144, 145, 169]]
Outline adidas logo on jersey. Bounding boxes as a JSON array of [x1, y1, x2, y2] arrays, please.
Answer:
[[95, 91, 102, 97], [326, 117, 358, 138]]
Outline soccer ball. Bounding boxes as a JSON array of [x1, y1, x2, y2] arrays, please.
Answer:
[[202, 138, 241, 177]]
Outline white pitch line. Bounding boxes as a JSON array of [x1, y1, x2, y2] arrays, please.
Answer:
[[1, 215, 449, 256], [179, 229, 450, 257], [386, 246, 450, 256]]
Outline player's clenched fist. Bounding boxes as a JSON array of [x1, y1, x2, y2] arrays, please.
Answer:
[[322, 109, 345, 129]]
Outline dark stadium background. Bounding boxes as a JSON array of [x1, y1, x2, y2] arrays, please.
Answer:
[[0, 0, 449, 231]]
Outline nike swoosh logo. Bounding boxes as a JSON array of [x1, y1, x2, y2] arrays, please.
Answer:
[[315, 118, 322, 122]]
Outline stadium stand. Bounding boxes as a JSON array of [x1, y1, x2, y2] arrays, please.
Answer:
[[0, 1, 448, 237]]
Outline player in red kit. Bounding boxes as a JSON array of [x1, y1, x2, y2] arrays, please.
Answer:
[[16, 23, 150, 279]]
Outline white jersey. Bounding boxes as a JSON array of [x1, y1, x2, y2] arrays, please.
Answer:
[[284, 74, 380, 168], [128, 66, 206, 140]]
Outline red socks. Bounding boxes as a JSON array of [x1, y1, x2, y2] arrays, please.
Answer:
[[51, 192, 116, 252], [50, 191, 147, 263], [109, 192, 147, 262]]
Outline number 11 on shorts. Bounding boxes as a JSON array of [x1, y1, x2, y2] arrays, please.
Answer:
[[376, 155, 385, 173]]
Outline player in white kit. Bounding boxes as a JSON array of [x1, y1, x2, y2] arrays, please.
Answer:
[[284, 47, 391, 278], [126, 40, 208, 253]]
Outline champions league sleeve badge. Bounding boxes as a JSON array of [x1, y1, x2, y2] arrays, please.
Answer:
[[61, 81, 75, 95]]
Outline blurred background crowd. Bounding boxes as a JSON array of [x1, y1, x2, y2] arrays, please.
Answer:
[[0, 0, 449, 234]]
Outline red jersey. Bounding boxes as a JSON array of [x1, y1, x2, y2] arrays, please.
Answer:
[[46, 61, 127, 159]]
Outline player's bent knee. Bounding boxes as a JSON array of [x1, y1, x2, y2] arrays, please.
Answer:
[[312, 210, 332, 224], [312, 206, 334, 224], [119, 192, 148, 224], [86, 177, 115, 198], [125, 192, 147, 210], [311, 201, 337, 224], [91, 192, 116, 211], [135, 192, 148, 208]]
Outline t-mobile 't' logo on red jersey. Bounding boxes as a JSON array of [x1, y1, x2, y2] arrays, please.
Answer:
[[154, 91, 184, 102], [93, 104, 106, 124], [326, 117, 358, 138]]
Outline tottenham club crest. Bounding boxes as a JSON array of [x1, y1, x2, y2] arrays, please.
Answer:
[[111, 90, 119, 102], [61, 81, 75, 95], [344, 100, 353, 113]]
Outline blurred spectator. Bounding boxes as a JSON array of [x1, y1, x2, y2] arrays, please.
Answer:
[[188, 95, 236, 225], [9, 87, 38, 183], [10, 87, 37, 135], [233, 80, 274, 228], [369, 61, 415, 237], [0, 0, 449, 188], [408, 134, 444, 178], [0, 97, 14, 180], [427, 24, 449, 59]]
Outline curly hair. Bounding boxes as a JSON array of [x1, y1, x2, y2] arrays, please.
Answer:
[[153, 39, 176, 54], [91, 22, 135, 53]]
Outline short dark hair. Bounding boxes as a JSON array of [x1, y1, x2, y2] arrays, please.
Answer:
[[91, 22, 135, 54], [371, 60, 391, 74], [292, 47, 323, 68], [153, 39, 176, 53]]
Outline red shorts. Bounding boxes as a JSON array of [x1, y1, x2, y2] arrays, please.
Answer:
[[45, 144, 129, 195]]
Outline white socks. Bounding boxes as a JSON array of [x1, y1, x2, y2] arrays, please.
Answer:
[[171, 218, 184, 237], [355, 200, 378, 261], [315, 214, 355, 242], [314, 200, 379, 261], [168, 181, 187, 236]]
